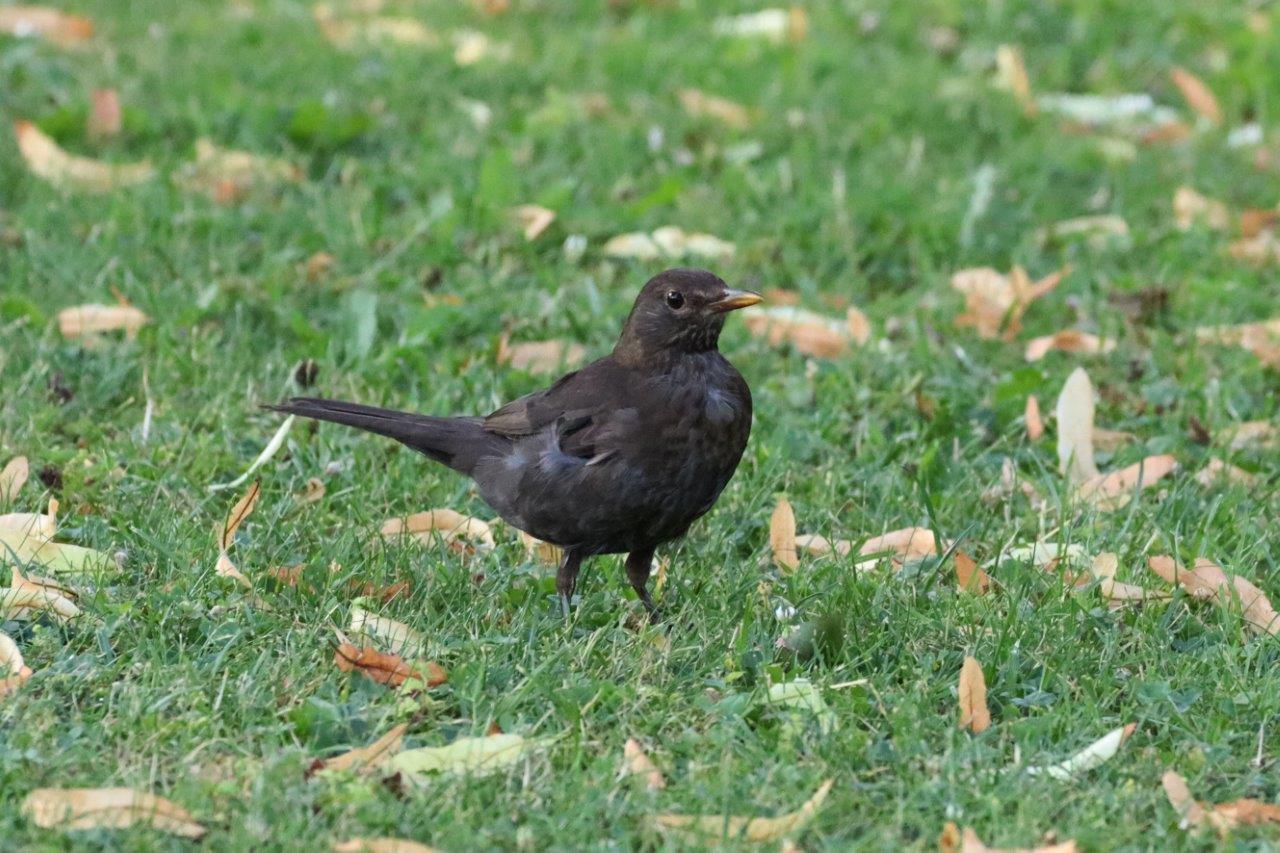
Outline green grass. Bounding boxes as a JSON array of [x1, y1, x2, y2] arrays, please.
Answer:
[[3, 0, 1280, 848]]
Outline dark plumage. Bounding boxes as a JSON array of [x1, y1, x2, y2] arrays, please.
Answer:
[[267, 268, 760, 619]]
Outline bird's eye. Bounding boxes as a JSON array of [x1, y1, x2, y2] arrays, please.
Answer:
[[665, 291, 685, 310]]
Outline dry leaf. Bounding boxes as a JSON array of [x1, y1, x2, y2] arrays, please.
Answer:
[[846, 307, 871, 345], [511, 205, 555, 241], [14, 121, 153, 193], [1055, 367, 1099, 482], [87, 88, 121, 140], [0, 530, 112, 575], [1024, 330, 1115, 362], [0, 497, 58, 540], [1222, 420, 1277, 451], [1229, 230, 1280, 266], [317, 723, 408, 775], [622, 738, 665, 790], [517, 530, 561, 565], [497, 336, 585, 375], [795, 533, 848, 557], [994, 45, 1035, 115], [57, 304, 149, 339], [1240, 208, 1279, 239], [452, 29, 509, 65], [380, 509, 494, 553], [1162, 770, 1280, 835], [1089, 552, 1168, 607], [22, 788, 205, 838], [1196, 318, 1280, 366], [219, 481, 260, 552], [1170, 67, 1221, 124], [297, 477, 325, 505], [349, 601, 424, 658], [940, 823, 1079, 853], [313, 4, 438, 48], [951, 265, 1065, 340], [769, 497, 798, 571], [1091, 428, 1135, 452], [857, 527, 937, 567], [603, 227, 735, 261], [333, 840, 438, 853], [333, 642, 445, 688], [386, 733, 536, 779], [1148, 556, 1279, 635], [955, 550, 992, 594], [677, 88, 751, 129], [304, 251, 336, 282], [743, 306, 854, 358], [654, 778, 833, 843], [0, 457, 28, 502], [957, 656, 991, 733], [1077, 454, 1177, 508], [712, 7, 807, 43], [1036, 215, 1130, 246], [1025, 395, 1044, 440], [1026, 723, 1136, 780], [1173, 186, 1230, 231], [214, 551, 252, 590], [1, 629, 33, 698], [3, 564, 80, 622], [0, 6, 92, 46], [175, 139, 301, 203], [1194, 457, 1257, 487]]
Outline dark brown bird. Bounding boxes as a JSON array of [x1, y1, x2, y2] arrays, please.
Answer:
[[267, 268, 760, 619]]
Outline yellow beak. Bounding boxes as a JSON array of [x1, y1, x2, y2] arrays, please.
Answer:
[[710, 289, 764, 313]]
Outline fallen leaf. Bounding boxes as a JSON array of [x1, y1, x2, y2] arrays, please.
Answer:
[[743, 306, 855, 358], [0, 497, 57, 540], [86, 88, 121, 140], [1173, 186, 1230, 231], [957, 656, 991, 733], [0, 531, 111, 574], [1170, 67, 1221, 124], [2, 564, 80, 622], [1091, 428, 1136, 452], [1035, 215, 1130, 247], [1055, 367, 1099, 482], [497, 336, 585, 375], [316, 723, 408, 775], [939, 823, 1079, 853], [304, 251, 336, 282], [767, 679, 837, 735], [1, 629, 33, 697], [22, 788, 205, 838], [297, 477, 325, 505], [219, 482, 261, 551], [313, 4, 438, 48], [677, 88, 751, 129], [994, 44, 1035, 115], [1024, 395, 1044, 441], [1229, 231, 1280, 266], [1024, 330, 1115, 362], [175, 139, 302, 203], [1196, 318, 1280, 366], [1194, 457, 1257, 487], [604, 227, 735, 261], [57, 304, 149, 339], [857, 527, 937, 567], [380, 509, 494, 553], [517, 530, 561, 564], [1240, 208, 1279, 238], [14, 121, 153, 193], [1089, 552, 1168, 607], [622, 738, 665, 790], [1162, 770, 1280, 835], [0, 6, 92, 46], [333, 642, 444, 688], [452, 29, 509, 65], [0, 457, 28, 502], [846, 307, 871, 345], [1076, 454, 1177, 508], [712, 7, 807, 43], [769, 497, 798, 571], [385, 733, 537, 779], [1026, 723, 1136, 780], [332, 840, 438, 853], [951, 265, 1065, 340], [510, 205, 555, 241], [1221, 420, 1278, 451], [1148, 556, 1279, 635], [214, 551, 252, 590], [654, 779, 833, 843], [955, 550, 992, 594], [349, 601, 424, 658]]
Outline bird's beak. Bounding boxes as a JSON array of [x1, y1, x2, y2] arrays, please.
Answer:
[[709, 288, 763, 313]]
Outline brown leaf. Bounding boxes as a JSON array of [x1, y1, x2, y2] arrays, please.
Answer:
[[1196, 318, 1280, 366], [1024, 330, 1115, 362], [940, 823, 1078, 853], [622, 738, 665, 790], [295, 477, 325, 506], [1228, 231, 1280, 266], [951, 265, 1066, 340], [1091, 428, 1136, 452], [1169, 67, 1221, 124], [219, 481, 261, 551], [313, 4, 439, 49], [57, 304, 149, 339], [1173, 186, 1230, 231], [769, 497, 798, 571], [175, 139, 302, 203], [332, 840, 438, 853], [1076, 454, 1177, 508], [22, 788, 205, 838], [1089, 553, 1168, 607], [516, 530, 561, 565], [316, 723, 408, 775], [304, 251, 336, 282], [333, 642, 446, 688], [0, 456, 28, 502], [510, 205, 556, 241], [955, 550, 992, 594], [1239, 208, 1279, 239], [86, 88, 121, 140], [1222, 420, 1278, 451], [1162, 769, 1280, 835], [1194, 457, 1257, 488], [380, 509, 494, 552], [497, 336, 586, 375], [677, 88, 751, 129], [1025, 395, 1044, 441], [1148, 555, 1279, 635], [269, 564, 306, 587], [994, 45, 1036, 115], [743, 306, 855, 357], [858, 527, 937, 566], [14, 121, 153, 193], [654, 778, 833, 843], [846, 307, 871, 346], [957, 656, 991, 733], [0, 6, 93, 46]]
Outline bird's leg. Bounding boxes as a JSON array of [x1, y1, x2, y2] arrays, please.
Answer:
[[624, 548, 659, 622], [556, 548, 583, 618]]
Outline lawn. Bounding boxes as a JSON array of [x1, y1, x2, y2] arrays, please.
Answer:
[[3, 0, 1280, 849]]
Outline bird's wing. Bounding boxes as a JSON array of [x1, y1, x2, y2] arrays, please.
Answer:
[[483, 360, 627, 460]]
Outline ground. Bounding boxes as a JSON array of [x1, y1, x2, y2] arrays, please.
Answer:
[[2, 0, 1280, 849]]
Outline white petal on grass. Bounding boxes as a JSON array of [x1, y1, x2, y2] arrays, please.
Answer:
[[209, 416, 295, 492], [1026, 723, 1136, 780]]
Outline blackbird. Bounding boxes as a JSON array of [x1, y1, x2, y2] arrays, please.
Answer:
[[267, 268, 760, 619]]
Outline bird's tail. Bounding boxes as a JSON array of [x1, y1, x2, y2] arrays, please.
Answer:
[[265, 397, 496, 476]]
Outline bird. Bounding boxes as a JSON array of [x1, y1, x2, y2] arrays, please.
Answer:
[[267, 268, 760, 620]]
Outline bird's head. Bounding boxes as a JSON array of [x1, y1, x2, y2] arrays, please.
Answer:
[[614, 268, 762, 362]]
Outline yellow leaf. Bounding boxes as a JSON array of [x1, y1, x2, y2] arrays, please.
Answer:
[[1076, 454, 1177, 509], [385, 733, 536, 779], [940, 823, 1079, 853], [677, 88, 751, 129], [654, 778, 833, 843], [1148, 555, 1279, 635], [1169, 67, 1221, 124], [57, 304, 149, 339], [0, 456, 29, 502], [0, 531, 112, 574], [951, 265, 1065, 340], [603, 227, 735, 261], [1162, 769, 1280, 835], [994, 45, 1035, 115], [510, 205, 556, 241], [1024, 330, 1115, 362], [22, 788, 206, 838], [1173, 186, 1230, 231], [219, 481, 260, 552], [1194, 457, 1257, 488], [712, 7, 807, 43], [297, 477, 326, 505], [316, 723, 408, 775], [14, 120, 153, 193], [1196, 318, 1280, 366], [349, 601, 424, 658], [622, 738, 665, 790], [769, 497, 798, 571], [957, 656, 991, 733], [380, 509, 494, 552]]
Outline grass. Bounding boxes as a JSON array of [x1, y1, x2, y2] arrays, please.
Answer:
[[3, 0, 1280, 848]]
